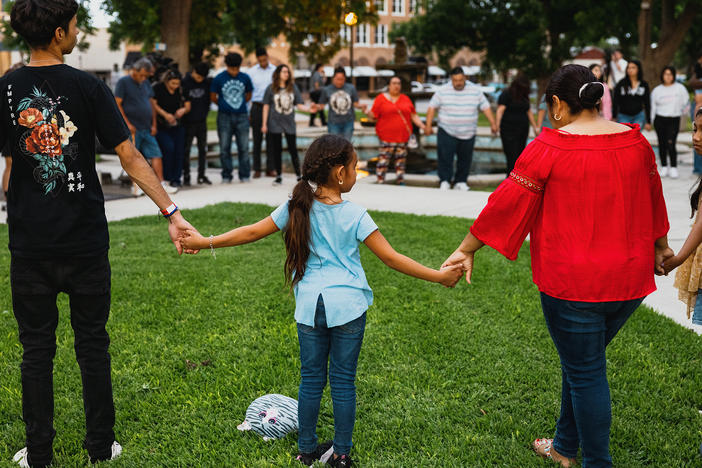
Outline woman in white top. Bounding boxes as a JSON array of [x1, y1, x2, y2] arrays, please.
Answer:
[[651, 66, 689, 178]]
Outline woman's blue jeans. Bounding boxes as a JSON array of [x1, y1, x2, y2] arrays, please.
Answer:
[[297, 296, 366, 456], [617, 111, 646, 128], [540, 293, 644, 468]]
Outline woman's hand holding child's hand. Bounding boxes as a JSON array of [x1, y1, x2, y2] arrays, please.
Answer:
[[438, 264, 464, 288], [661, 254, 683, 275], [179, 229, 207, 252]]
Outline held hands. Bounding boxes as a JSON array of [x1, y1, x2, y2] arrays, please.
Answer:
[[167, 212, 201, 255], [442, 249, 475, 284], [424, 125, 433, 136], [438, 264, 465, 288], [655, 245, 675, 275], [179, 229, 207, 252], [660, 254, 682, 276], [165, 113, 177, 126]]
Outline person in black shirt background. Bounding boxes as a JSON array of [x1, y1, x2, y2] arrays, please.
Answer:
[[612, 59, 651, 131], [1, 1, 198, 466], [181, 62, 212, 185], [496, 73, 538, 175], [152, 70, 190, 188]]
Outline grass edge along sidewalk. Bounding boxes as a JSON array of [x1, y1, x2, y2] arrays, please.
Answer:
[[0, 203, 700, 467]]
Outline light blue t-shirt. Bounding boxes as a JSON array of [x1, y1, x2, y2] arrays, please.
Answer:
[[271, 200, 378, 327]]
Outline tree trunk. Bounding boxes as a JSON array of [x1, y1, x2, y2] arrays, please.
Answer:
[[161, 0, 192, 73], [638, 0, 699, 87]]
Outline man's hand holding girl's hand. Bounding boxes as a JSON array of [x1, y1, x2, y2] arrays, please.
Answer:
[[179, 229, 207, 252]]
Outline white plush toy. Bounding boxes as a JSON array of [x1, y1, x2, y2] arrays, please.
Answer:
[[237, 394, 299, 441]]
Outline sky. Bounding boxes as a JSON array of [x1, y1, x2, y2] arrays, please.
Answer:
[[88, 0, 115, 28]]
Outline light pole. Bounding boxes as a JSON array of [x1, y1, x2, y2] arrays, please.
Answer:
[[344, 12, 357, 86]]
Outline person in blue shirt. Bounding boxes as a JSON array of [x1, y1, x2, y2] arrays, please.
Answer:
[[210, 52, 253, 183], [180, 134, 463, 467]]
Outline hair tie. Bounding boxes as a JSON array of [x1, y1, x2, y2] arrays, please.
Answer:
[[578, 81, 605, 98]]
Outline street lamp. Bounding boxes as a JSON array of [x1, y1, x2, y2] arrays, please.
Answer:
[[344, 11, 357, 86]]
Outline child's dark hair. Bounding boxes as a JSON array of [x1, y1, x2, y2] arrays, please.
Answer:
[[284, 135, 354, 287], [690, 107, 702, 217], [11, 0, 78, 49], [545, 64, 603, 115]]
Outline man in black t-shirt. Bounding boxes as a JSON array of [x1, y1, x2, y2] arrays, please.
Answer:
[[1, 2, 198, 467], [181, 62, 212, 185]]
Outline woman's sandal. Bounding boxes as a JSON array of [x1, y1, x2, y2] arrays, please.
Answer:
[[532, 438, 577, 467]]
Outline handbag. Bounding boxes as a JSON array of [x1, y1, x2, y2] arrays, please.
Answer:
[[392, 96, 418, 149]]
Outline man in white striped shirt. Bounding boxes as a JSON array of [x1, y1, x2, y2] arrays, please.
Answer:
[[426, 67, 497, 191]]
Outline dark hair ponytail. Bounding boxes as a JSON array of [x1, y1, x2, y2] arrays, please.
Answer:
[[284, 134, 354, 288], [545, 64, 603, 115]]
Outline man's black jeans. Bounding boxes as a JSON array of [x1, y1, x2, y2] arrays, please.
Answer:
[[11, 253, 115, 467]]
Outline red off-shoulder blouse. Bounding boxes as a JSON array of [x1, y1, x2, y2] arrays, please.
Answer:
[[470, 125, 669, 302]]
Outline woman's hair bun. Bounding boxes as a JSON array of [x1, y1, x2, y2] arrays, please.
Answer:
[[579, 82, 604, 109]]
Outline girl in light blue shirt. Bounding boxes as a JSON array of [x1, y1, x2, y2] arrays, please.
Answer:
[[180, 134, 462, 467]]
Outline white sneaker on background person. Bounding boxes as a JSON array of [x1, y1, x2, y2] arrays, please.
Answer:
[[12, 448, 29, 468], [439, 181, 450, 191], [88, 441, 123, 464], [669, 167, 679, 179], [161, 180, 178, 194], [658, 165, 668, 177], [454, 182, 471, 191], [131, 183, 144, 197]]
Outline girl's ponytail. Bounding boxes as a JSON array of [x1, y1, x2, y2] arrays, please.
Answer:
[[282, 134, 354, 288], [284, 179, 314, 287]]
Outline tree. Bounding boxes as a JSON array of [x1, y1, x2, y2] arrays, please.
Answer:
[[393, 0, 583, 92], [103, 0, 193, 71], [1, 0, 95, 57], [103, 0, 374, 70], [637, 0, 700, 87], [395, 0, 702, 90]]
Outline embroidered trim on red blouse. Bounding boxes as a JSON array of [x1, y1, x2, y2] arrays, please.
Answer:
[[509, 171, 544, 193]]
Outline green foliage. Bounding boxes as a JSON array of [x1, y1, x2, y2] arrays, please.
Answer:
[[397, 0, 701, 80], [0, 0, 95, 55], [102, 0, 375, 67], [0, 203, 700, 466]]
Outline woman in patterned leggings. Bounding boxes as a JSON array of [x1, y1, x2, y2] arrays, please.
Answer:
[[365, 76, 425, 184]]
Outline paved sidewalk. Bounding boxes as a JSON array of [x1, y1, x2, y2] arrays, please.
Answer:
[[0, 131, 699, 334]]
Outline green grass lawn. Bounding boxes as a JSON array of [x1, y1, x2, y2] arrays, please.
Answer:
[[0, 203, 700, 467]]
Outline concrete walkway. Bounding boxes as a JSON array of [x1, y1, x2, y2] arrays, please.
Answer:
[[0, 128, 699, 334]]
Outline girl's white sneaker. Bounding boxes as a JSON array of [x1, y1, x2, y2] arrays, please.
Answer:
[[669, 167, 679, 179], [658, 166, 668, 177]]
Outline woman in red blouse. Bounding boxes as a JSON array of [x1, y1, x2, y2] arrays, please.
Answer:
[[366, 76, 425, 184], [444, 65, 672, 467]]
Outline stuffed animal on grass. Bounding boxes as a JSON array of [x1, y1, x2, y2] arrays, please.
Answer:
[[237, 394, 298, 441]]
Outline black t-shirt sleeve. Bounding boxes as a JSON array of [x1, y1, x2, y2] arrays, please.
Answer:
[[498, 91, 509, 106], [92, 80, 130, 149]]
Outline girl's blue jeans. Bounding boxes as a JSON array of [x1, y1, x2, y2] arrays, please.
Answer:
[[540, 293, 644, 468], [297, 295, 366, 456]]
